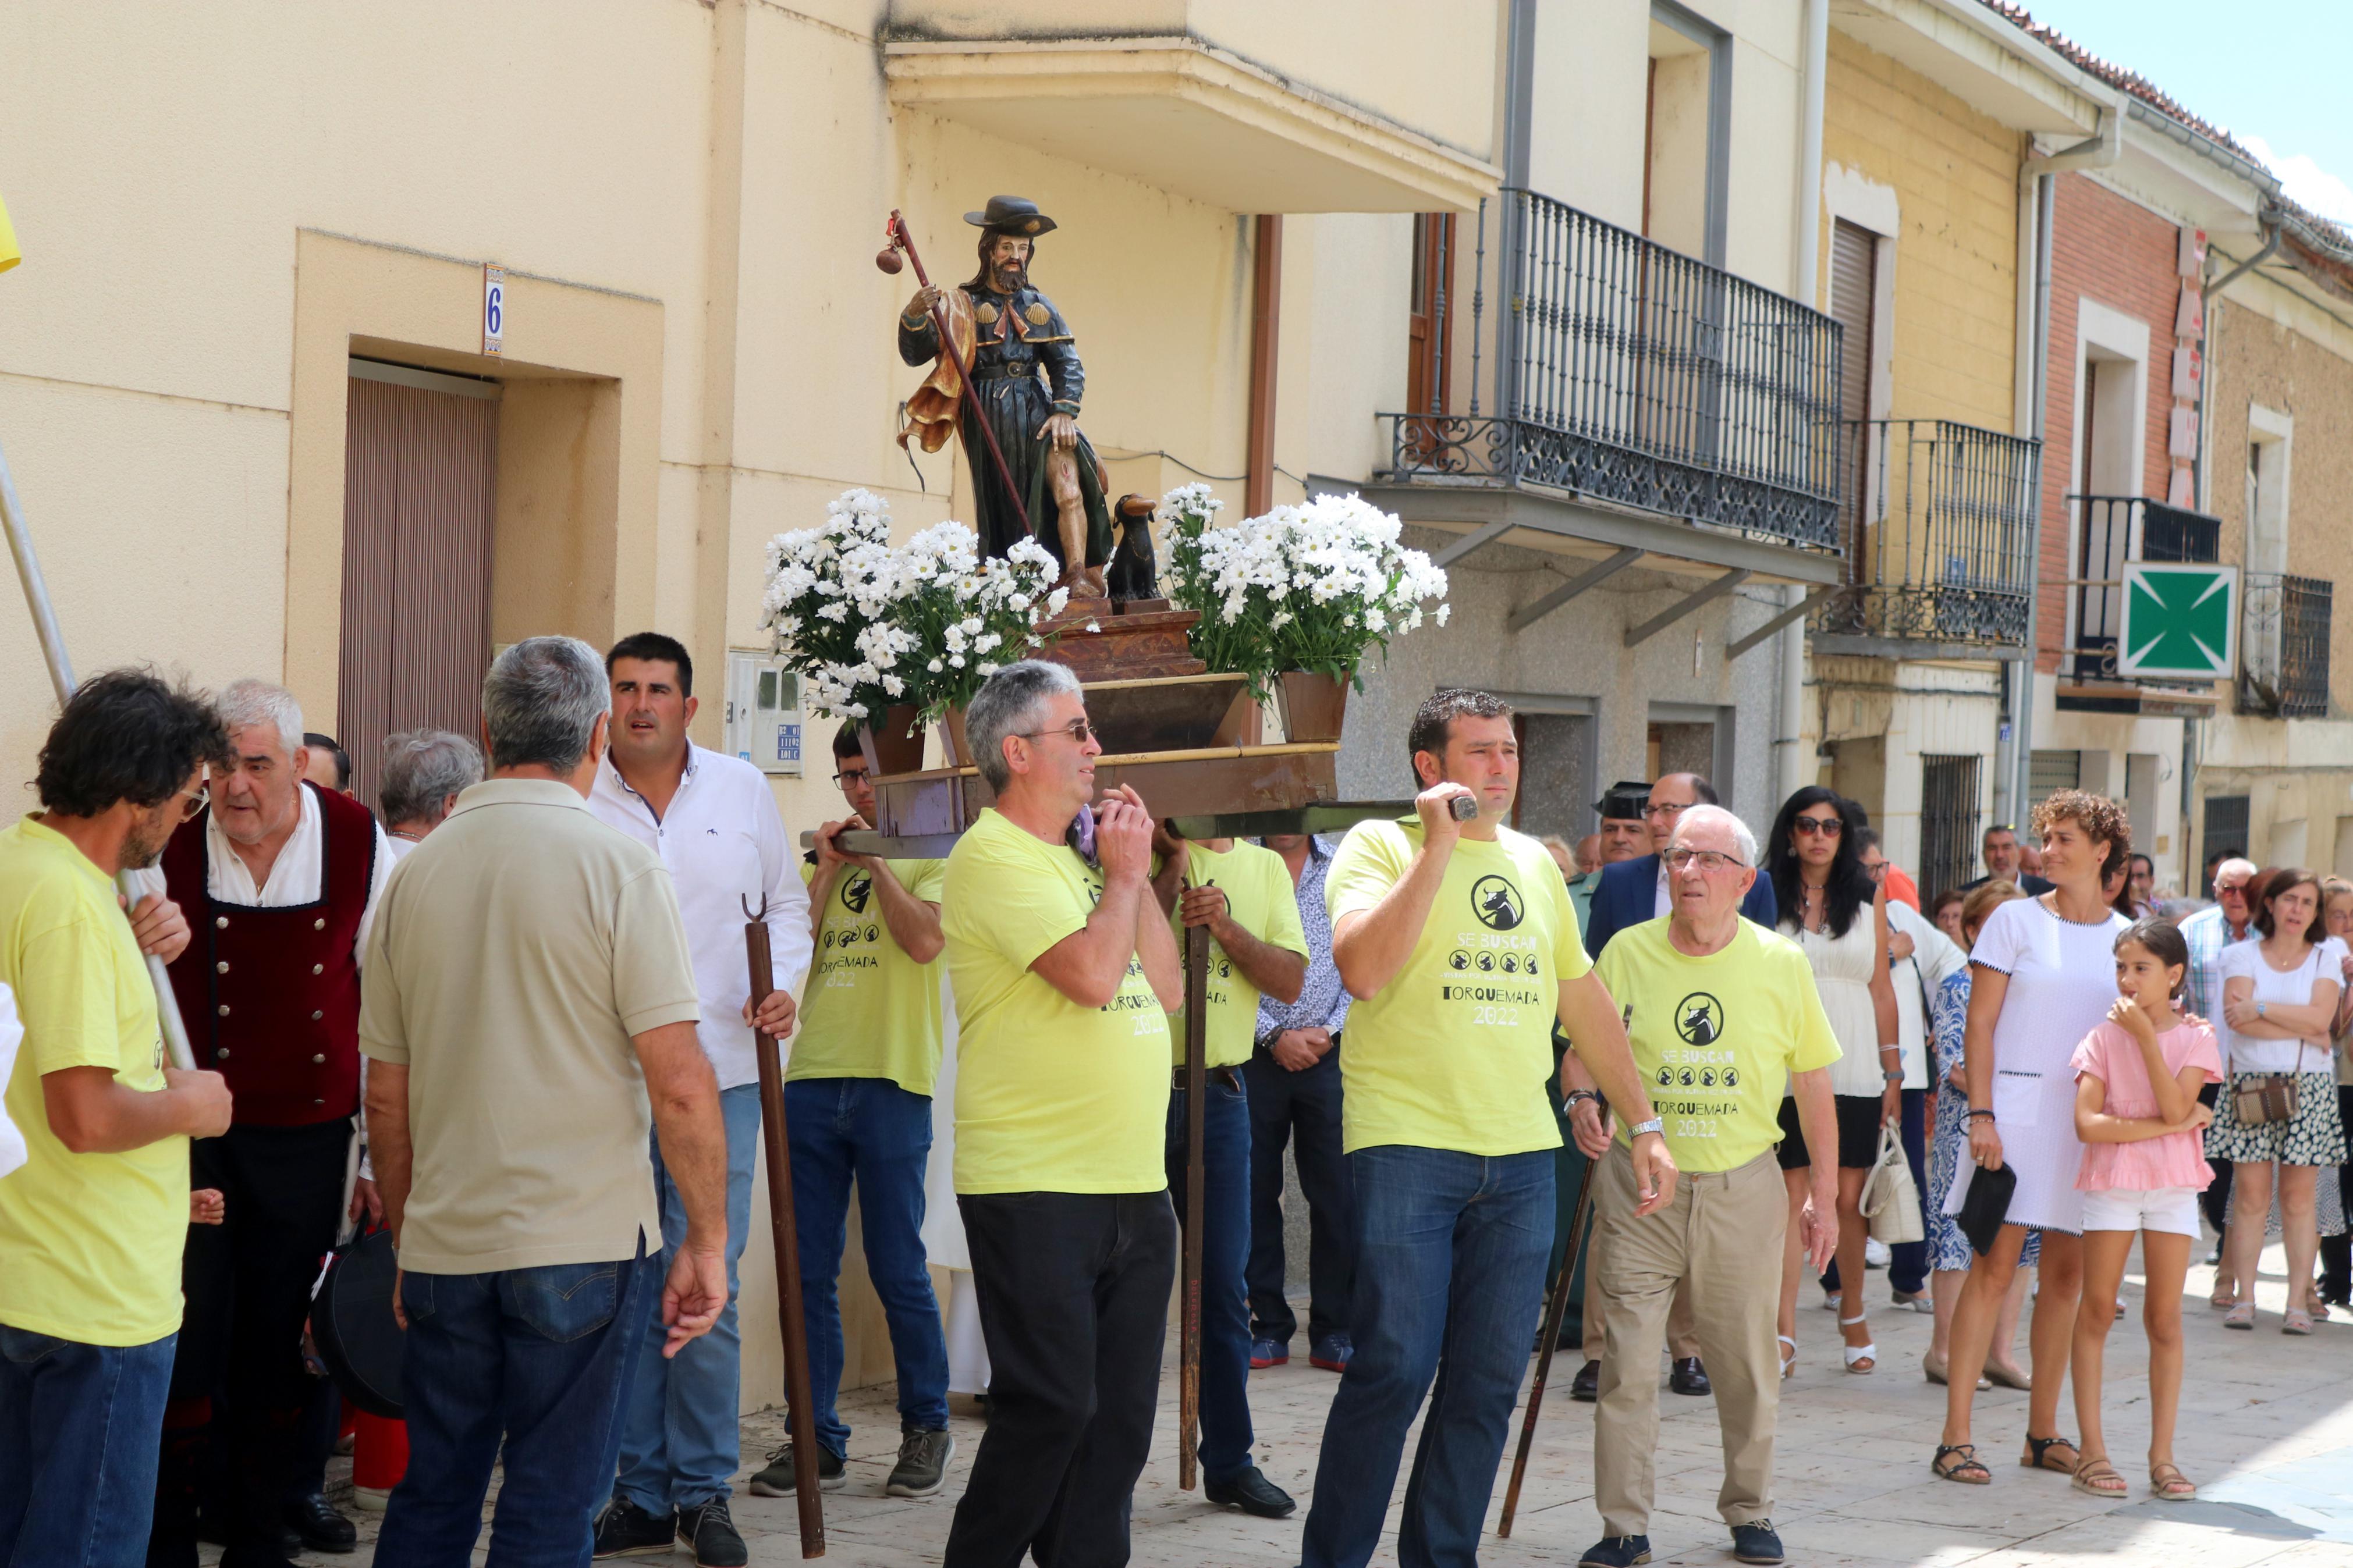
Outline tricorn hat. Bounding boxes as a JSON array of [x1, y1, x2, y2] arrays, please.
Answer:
[[966, 195, 1058, 237], [1595, 780, 1652, 823]]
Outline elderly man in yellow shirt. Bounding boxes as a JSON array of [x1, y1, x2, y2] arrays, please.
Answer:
[[1582, 805, 1843, 1568], [938, 660, 1182, 1568], [1300, 688, 1674, 1568], [1150, 824, 1305, 1517]]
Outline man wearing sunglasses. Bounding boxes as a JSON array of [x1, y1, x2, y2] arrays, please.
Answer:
[[938, 662, 1181, 1568]]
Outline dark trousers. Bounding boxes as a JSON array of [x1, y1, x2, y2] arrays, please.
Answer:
[[1243, 1043, 1354, 1347], [378, 1243, 660, 1568], [2199, 1082, 2234, 1236], [1547, 1064, 1594, 1350], [158, 1119, 350, 1553], [1889, 1089, 1930, 1295], [1166, 1074, 1254, 1482], [288, 1374, 340, 1499], [2321, 1086, 2353, 1302], [945, 1191, 1177, 1568]]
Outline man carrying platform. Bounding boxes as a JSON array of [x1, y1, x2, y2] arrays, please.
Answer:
[[938, 660, 1181, 1568], [137, 680, 395, 1567], [747, 720, 954, 1504], [1301, 689, 1674, 1568], [1150, 823, 1306, 1518], [588, 632, 808, 1568]]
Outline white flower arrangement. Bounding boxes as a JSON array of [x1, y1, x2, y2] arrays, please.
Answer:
[[759, 490, 1069, 723], [1162, 486, 1449, 694]]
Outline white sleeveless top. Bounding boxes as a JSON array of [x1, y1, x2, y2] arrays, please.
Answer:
[[1787, 913, 1882, 1098]]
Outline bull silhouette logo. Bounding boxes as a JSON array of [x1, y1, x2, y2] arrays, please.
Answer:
[[1449, 949, 1471, 971], [842, 872, 874, 915], [1470, 875, 1523, 931], [1675, 993, 1723, 1047]]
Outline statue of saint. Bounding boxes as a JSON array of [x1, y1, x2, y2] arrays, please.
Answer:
[[898, 196, 1113, 595]]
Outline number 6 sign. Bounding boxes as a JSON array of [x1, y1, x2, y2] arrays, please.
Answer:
[[482, 264, 505, 357]]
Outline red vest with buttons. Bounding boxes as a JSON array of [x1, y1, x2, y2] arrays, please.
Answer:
[[161, 782, 376, 1127]]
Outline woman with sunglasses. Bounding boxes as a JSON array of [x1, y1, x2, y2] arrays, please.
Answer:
[[1931, 790, 2132, 1487], [1763, 787, 1900, 1377]]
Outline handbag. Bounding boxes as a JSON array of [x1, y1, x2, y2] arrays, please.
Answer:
[[1859, 1118, 1923, 1245], [1955, 1161, 2015, 1257], [2232, 1037, 2312, 1126]]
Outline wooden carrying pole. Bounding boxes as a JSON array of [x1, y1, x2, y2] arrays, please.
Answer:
[[1177, 923, 1209, 1490], [746, 898, 825, 1557], [0, 440, 195, 1070], [885, 209, 1031, 538], [1497, 1144, 1602, 1537]]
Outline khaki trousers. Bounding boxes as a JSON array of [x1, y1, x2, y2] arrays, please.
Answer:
[[1591, 1145, 1785, 1537], [1581, 1231, 1701, 1361]]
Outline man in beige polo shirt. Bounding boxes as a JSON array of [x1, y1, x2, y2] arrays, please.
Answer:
[[360, 636, 732, 1563]]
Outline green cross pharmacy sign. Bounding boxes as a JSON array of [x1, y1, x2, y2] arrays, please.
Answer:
[[2117, 562, 2238, 680]]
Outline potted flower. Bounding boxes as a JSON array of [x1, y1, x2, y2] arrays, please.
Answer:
[[759, 489, 925, 771], [889, 522, 1068, 766]]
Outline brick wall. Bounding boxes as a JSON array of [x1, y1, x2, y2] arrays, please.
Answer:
[[2034, 171, 2184, 674]]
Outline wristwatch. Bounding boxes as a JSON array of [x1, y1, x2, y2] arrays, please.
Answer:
[[1628, 1117, 1665, 1139], [1883, 1069, 1904, 1083], [1565, 1089, 1599, 1109], [2257, 1000, 2269, 1019]]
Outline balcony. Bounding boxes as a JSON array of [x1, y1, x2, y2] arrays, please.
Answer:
[[2239, 573, 2333, 718], [2064, 494, 2222, 682], [1809, 419, 2039, 658], [1368, 190, 1846, 599]]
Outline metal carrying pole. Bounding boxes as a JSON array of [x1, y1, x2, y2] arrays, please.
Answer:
[[1177, 922, 1209, 1491], [883, 209, 1032, 538], [745, 895, 825, 1558], [1497, 1135, 1602, 1537], [0, 441, 196, 1070]]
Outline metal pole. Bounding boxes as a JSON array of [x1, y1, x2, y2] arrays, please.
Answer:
[[1177, 923, 1209, 1490], [0, 440, 196, 1070]]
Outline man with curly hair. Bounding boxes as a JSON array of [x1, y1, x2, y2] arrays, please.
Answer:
[[0, 670, 232, 1568]]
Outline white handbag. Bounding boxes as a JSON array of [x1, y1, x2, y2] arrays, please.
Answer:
[[1859, 1118, 1923, 1245]]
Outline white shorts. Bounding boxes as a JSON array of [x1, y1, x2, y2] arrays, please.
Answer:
[[2078, 1185, 2201, 1238]]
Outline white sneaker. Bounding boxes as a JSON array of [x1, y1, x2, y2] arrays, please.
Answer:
[[1865, 1238, 1891, 1269]]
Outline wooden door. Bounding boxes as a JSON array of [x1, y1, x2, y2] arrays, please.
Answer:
[[1406, 212, 1456, 421]]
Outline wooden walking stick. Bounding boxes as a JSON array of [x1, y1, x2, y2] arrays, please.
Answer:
[[1497, 1137, 1603, 1538], [1177, 922, 1209, 1490], [745, 895, 824, 1558], [879, 209, 1032, 538]]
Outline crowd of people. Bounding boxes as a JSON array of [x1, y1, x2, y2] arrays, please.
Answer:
[[0, 648, 2341, 1568]]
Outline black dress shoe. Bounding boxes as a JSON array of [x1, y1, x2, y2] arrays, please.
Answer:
[[1570, 1359, 1600, 1402], [286, 1491, 359, 1554], [1670, 1356, 1711, 1396], [1203, 1466, 1297, 1519]]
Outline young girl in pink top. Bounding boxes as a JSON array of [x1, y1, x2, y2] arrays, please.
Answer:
[[2067, 918, 2222, 1503]]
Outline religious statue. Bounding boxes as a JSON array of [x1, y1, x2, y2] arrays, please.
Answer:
[[896, 196, 1115, 595]]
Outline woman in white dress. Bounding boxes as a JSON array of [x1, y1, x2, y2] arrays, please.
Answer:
[[1932, 790, 2132, 1485], [1764, 787, 1900, 1375]]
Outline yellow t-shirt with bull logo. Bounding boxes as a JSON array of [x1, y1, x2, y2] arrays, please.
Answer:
[[1595, 915, 1842, 1172], [1324, 819, 1591, 1156], [789, 856, 947, 1097]]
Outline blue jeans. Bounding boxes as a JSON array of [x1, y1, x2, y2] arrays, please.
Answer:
[[1301, 1147, 1555, 1568], [0, 1325, 175, 1567], [783, 1076, 949, 1456], [1165, 1072, 1254, 1481], [617, 1083, 761, 1512], [376, 1243, 661, 1568]]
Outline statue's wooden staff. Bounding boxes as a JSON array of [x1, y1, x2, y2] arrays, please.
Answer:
[[1497, 1117, 1603, 1538], [878, 211, 1031, 539], [745, 894, 824, 1558], [0, 440, 197, 1071], [1177, 923, 1209, 1489]]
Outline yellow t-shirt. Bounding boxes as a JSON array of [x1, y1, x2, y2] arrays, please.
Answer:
[[1325, 819, 1592, 1156], [0, 818, 184, 1346], [789, 857, 947, 1097], [942, 809, 1171, 1194], [1167, 840, 1308, 1069], [1595, 916, 1843, 1172]]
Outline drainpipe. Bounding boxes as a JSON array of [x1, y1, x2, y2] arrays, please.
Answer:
[[1777, 0, 1830, 806]]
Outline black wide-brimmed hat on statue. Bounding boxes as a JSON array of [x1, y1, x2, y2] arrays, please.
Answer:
[[966, 195, 1058, 237]]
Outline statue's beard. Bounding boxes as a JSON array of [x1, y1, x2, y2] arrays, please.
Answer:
[[991, 260, 1026, 293]]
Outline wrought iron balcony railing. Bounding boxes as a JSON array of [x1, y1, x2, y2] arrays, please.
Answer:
[[2240, 572, 2332, 718], [2066, 495, 2222, 682], [1379, 189, 1844, 554], [1812, 419, 2039, 651]]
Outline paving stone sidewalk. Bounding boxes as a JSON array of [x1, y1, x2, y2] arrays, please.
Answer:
[[282, 1241, 2353, 1565]]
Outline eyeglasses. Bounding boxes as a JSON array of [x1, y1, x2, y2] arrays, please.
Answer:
[[1018, 719, 1096, 745], [1665, 847, 1748, 874], [170, 785, 207, 822], [1792, 815, 1844, 837], [1642, 801, 1695, 819], [2217, 882, 2251, 897], [832, 769, 871, 788]]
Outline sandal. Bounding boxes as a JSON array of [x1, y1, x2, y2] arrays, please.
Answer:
[[2148, 1462, 2198, 1502], [2283, 1308, 2315, 1336], [2070, 1456, 2127, 1498], [1778, 1334, 1797, 1380], [2210, 1281, 2234, 1310], [1839, 1313, 1875, 1374], [1932, 1443, 1991, 1484], [2223, 1301, 2256, 1329], [2022, 1434, 2081, 1474]]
